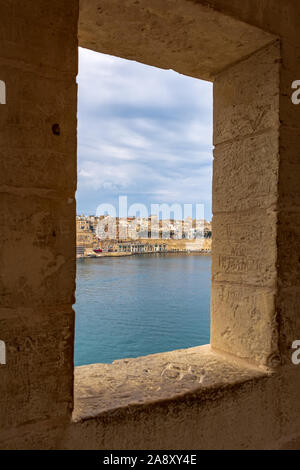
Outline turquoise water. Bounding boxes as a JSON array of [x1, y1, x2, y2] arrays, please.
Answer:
[[75, 254, 211, 366]]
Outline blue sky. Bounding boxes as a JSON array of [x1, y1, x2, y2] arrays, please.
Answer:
[[76, 47, 213, 221]]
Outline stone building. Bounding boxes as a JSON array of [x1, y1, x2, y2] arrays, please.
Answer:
[[1, 0, 300, 450], [76, 215, 102, 255], [118, 241, 168, 254]]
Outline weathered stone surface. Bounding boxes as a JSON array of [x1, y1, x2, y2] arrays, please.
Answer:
[[212, 211, 277, 288], [0, 80, 77, 157], [214, 41, 280, 145], [211, 284, 278, 366], [278, 43, 300, 130], [70, 0, 300, 450], [277, 211, 300, 289], [0, 0, 78, 450], [72, 0, 300, 447], [1, 0, 300, 451], [277, 211, 300, 365], [0, 193, 76, 308], [213, 130, 279, 213], [278, 127, 300, 212], [0, 10, 77, 73], [66, 346, 300, 450], [0, 148, 76, 193], [79, 0, 275, 81], [0, 307, 74, 430], [0, 62, 77, 191], [73, 345, 268, 421], [211, 40, 281, 366]]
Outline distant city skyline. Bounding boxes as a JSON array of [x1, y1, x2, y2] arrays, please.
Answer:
[[77, 47, 213, 221]]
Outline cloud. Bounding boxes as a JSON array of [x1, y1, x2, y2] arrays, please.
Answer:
[[77, 47, 213, 220]]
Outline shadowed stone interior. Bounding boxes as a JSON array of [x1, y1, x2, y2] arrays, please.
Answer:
[[73, 345, 268, 421], [0, 0, 300, 450]]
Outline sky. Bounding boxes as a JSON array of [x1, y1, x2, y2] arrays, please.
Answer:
[[77, 47, 213, 221]]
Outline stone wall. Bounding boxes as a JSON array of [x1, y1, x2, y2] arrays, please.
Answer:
[[197, 0, 300, 369], [0, 0, 78, 448], [0, 0, 300, 450], [74, 0, 300, 449], [211, 41, 281, 366]]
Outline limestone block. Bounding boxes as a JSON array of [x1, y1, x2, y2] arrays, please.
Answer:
[[0, 64, 77, 191], [66, 345, 284, 450], [0, 307, 74, 430], [8, 0, 79, 33], [0, 193, 76, 308], [213, 130, 279, 213], [277, 366, 300, 439], [0, 0, 78, 449], [211, 283, 278, 366], [278, 126, 300, 211], [79, 0, 275, 82], [277, 211, 300, 289], [276, 287, 300, 365], [0, 148, 76, 193], [72, 345, 267, 421], [0, 15, 77, 73], [0, 70, 77, 156], [214, 41, 280, 145], [212, 211, 277, 288]]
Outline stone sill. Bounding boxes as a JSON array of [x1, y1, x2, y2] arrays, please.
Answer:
[[72, 345, 271, 423]]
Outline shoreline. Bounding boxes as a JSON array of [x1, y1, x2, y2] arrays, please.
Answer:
[[77, 251, 211, 260]]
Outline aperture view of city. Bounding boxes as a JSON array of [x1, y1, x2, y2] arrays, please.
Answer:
[[75, 47, 213, 366], [76, 215, 212, 257]]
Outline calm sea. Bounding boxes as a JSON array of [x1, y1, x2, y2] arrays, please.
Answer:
[[75, 254, 211, 366]]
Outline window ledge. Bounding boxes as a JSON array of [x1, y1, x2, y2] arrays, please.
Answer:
[[73, 345, 271, 423]]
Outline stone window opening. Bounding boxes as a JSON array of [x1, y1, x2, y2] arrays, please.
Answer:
[[71, 3, 285, 441], [75, 47, 213, 367], [2, 0, 300, 451]]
